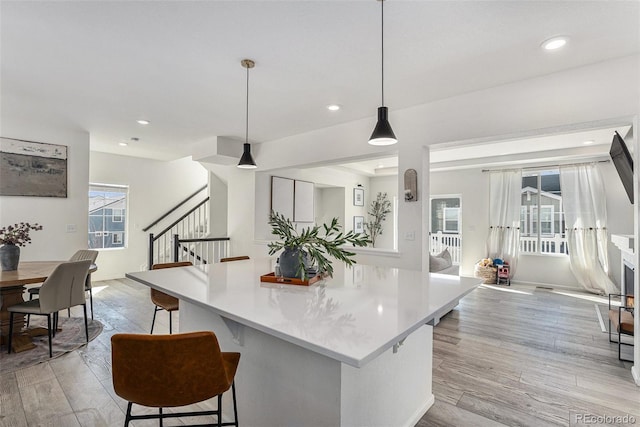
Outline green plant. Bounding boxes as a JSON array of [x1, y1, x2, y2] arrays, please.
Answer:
[[365, 192, 391, 248], [268, 211, 370, 279]]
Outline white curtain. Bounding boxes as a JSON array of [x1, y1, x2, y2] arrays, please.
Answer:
[[559, 164, 617, 295], [487, 170, 522, 275]]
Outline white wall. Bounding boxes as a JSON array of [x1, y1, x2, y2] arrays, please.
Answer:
[[89, 152, 207, 279], [239, 55, 638, 272], [0, 121, 89, 262], [430, 162, 633, 289], [368, 175, 398, 250], [602, 161, 634, 287], [253, 167, 370, 242], [316, 187, 345, 232], [430, 168, 489, 277]]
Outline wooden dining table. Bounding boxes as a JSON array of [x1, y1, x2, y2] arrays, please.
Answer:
[[0, 261, 97, 347]]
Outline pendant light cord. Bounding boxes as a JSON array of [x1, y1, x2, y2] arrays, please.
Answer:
[[381, 0, 385, 107], [245, 64, 250, 144]]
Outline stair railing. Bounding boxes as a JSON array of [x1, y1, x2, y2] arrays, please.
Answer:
[[172, 235, 230, 265], [148, 197, 209, 268], [142, 185, 207, 232]]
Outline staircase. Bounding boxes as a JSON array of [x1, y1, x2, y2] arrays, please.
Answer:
[[145, 185, 229, 268]]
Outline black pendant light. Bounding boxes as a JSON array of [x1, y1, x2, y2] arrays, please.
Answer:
[[237, 59, 258, 169], [369, 0, 397, 146]]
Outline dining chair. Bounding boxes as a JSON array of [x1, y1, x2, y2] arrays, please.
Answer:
[[27, 249, 99, 322], [111, 331, 240, 427], [8, 260, 92, 358], [149, 261, 192, 334]]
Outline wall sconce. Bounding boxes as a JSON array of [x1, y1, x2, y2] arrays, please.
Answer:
[[404, 169, 417, 202]]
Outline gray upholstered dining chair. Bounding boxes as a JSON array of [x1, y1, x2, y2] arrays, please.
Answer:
[[8, 259, 92, 358], [28, 249, 99, 321]]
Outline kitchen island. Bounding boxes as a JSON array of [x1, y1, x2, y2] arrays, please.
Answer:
[[126, 258, 480, 427]]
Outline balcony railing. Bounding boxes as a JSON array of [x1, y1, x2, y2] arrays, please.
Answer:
[[520, 234, 568, 254], [430, 231, 462, 265], [430, 231, 568, 262]]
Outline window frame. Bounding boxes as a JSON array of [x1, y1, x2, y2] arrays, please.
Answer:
[[112, 208, 123, 223], [521, 170, 565, 256], [443, 207, 461, 233], [89, 183, 129, 250]]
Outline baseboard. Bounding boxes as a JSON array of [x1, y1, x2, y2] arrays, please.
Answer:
[[404, 393, 435, 427], [632, 366, 640, 387]]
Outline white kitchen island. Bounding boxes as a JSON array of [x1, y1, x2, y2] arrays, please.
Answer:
[[126, 259, 480, 427]]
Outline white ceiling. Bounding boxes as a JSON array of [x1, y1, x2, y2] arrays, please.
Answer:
[[322, 125, 632, 176], [2, 1, 639, 161]]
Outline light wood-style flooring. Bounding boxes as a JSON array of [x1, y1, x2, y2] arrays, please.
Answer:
[[1, 279, 637, 426]]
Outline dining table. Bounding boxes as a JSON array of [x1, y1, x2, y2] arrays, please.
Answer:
[[0, 261, 97, 349]]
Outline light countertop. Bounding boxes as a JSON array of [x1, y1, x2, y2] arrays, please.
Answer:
[[126, 258, 480, 367]]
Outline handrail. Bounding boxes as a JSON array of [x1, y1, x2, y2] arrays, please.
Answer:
[[178, 237, 230, 243], [142, 184, 207, 232], [173, 235, 230, 264], [152, 197, 210, 241]]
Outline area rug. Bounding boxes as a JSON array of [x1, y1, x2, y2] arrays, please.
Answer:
[[0, 317, 103, 375]]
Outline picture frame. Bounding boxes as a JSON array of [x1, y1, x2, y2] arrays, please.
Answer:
[[353, 215, 364, 233], [353, 187, 364, 206], [0, 137, 68, 197]]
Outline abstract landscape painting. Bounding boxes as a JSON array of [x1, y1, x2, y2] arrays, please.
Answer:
[[0, 137, 67, 197]]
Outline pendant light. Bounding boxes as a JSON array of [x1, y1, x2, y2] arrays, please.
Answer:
[[368, 0, 397, 146], [237, 59, 258, 169]]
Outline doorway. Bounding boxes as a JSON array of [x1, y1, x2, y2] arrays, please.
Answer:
[[430, 195, 462, 265]]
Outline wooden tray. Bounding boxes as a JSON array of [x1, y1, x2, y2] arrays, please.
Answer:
[[260, 272, 323, 286]]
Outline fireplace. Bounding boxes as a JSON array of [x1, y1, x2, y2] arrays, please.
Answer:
[[612, 234, 635, 297]]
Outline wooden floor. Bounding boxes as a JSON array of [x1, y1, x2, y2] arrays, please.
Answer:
[[1, 279, 637, 426]]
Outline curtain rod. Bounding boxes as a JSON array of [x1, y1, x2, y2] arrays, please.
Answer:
[[481, 159, 610, 173]]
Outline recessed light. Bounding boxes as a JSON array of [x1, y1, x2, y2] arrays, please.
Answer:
[[136, 120, 150, 125], [326, 104, 341, 111], [377, 163, 384, 168], [119, 142, 128, 147], [541, 36, 568, 51], [583, 140, 595, 145]]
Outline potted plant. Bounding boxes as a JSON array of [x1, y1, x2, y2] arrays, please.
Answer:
[[364, 192, 391, 248], [0, 222, 43, 271], [268, 211, 370, 280]]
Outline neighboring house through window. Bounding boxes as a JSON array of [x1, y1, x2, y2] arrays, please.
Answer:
[[521, 170, 566, 255], [89, 183, 128, 249]]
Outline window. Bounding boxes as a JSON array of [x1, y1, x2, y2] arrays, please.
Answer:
[[431, 197, 461, 234], [521, 170, 566, 255], [112, 208, 123, 222], [112, 232, 123, 245], [89, 183, 128, 249], [443, 207, 461, 233], [430, 196, 462, 264]]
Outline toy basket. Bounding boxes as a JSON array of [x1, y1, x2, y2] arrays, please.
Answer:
[[474, 263, 497, 284]]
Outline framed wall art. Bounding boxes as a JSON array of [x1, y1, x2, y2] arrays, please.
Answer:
[[0, 137, 68, 197], [353, 215, 364, 233], [353, 187, 364, 206]]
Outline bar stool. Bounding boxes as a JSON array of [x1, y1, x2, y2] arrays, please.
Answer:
[[111, 331, 240, 426], [149, 261, 192, 334]]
